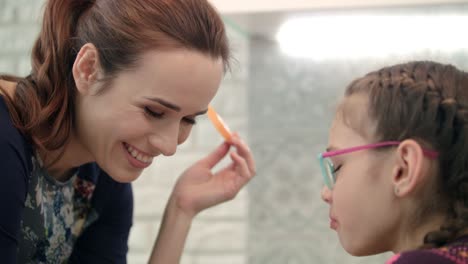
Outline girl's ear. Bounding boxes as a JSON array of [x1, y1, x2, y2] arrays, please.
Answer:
[[391, 139, 431, 197], [72, 43, 102, 95]]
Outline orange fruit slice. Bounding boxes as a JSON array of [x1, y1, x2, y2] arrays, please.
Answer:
[[207, 105, 232, 141]]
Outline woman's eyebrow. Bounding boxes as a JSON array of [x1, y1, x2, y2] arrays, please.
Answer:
[[144, 96, 207, 115], [145, 97, 181, 112]]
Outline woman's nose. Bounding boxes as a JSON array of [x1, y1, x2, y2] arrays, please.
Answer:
[[157, 137, 177, 156], [148, 128, 178, 157], [321, 186, 332, 204]]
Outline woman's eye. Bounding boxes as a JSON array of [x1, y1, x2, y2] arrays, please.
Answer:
[[183, 117, 197, 125], [144, 107, 164, 118]]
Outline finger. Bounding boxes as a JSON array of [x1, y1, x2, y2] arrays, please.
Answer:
[[199, 142, 231, 169], [229, 135, 256, 176], [216, 162, 236, 176], [230, 151, 252, 181], [213, 150, 240, 174]]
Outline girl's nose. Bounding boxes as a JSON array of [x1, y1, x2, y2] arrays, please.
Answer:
[[321, 186, 332, 204]]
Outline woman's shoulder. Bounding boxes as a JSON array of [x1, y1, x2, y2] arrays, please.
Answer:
[[0, 90, 24, 143], [0, 79, 18, 127], [386, 237, 468, 264], [0, 79, 16, 98], [0, 86, 33, 167]]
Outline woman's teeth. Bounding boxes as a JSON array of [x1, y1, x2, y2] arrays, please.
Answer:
[[125, 144, 152, 163]]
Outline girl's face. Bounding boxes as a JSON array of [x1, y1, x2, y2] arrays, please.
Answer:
[[74, 48, 223, 183], [321, 95, 400, 256]]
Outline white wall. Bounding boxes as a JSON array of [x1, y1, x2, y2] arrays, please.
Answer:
[[209, 0, 468, 13]]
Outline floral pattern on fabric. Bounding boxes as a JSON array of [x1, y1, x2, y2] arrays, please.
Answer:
[[386, 237, 468, 264], [18, 156, 98, 264], [430, 243, 468, 264]]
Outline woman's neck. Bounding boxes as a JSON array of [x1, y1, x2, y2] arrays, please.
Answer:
[[39, 132, 94, 182], [1, 79, 93, 181]]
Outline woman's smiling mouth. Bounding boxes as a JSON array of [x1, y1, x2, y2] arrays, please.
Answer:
[[123, 142, 154, 168]]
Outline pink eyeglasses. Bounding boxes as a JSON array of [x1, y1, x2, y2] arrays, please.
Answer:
[[317, 141, 439, 189]]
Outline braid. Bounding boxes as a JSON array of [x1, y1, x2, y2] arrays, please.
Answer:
[[346, 61, 468, 248]]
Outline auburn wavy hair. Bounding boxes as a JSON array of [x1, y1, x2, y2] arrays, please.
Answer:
[[0, 0, 230, 153], [343, 61, 468, 248]]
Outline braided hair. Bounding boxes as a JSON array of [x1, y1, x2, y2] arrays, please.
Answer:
[[345, 61, 468, 248]]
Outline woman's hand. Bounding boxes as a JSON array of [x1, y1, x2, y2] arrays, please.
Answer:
[[170, 134, 256, 217], [150, 134, 255, 263]]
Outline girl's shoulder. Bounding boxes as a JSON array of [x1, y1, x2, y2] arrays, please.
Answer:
[[386, 236, 468, 264]]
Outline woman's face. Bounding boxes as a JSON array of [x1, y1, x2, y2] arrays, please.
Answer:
[[74, 48, 224, 182]]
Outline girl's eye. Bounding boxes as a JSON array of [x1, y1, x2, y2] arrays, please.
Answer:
[[144, 107, 164, 118], [332, 164, 342, 182], [333, 165, 342, 174]]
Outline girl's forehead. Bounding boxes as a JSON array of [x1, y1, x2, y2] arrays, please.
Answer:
[[331, 94, 378, 144], [329, 116, 366, 148]]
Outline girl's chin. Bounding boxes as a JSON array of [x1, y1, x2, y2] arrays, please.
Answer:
[[341, 239, 384, 257]]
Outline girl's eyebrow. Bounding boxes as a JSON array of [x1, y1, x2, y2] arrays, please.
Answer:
[[326, 146, 338, 152]]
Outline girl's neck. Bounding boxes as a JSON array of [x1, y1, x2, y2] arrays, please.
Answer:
[[393, 214, 446, 253]]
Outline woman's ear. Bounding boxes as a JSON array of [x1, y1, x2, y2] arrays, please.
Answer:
[[391, 139, 430, 197], [72, 43, 102, 95]]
